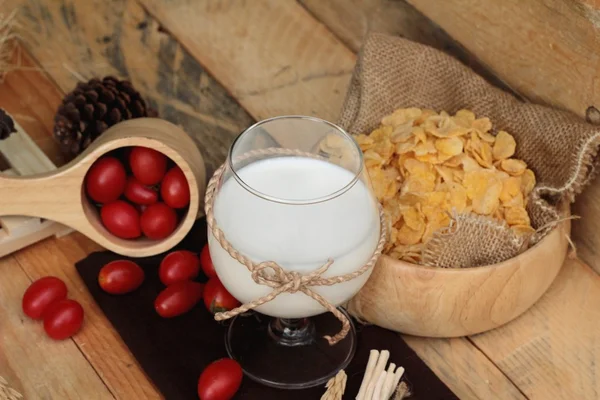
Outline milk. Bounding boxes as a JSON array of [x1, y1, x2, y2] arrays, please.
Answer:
[[208, 156, 380, 318]]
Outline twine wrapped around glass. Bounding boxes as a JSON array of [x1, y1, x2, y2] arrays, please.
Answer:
[[204, 116, 386, 390]]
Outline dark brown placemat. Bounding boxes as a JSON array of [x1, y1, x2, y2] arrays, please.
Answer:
[[75, 219, 458, 399]]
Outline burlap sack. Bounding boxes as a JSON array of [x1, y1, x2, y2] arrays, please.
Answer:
[[338, 33, 600, 268]]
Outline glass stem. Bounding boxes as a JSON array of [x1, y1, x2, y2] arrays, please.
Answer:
[[268, 317, 316, 347]]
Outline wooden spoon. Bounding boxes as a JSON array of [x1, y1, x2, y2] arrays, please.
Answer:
[[0, 118, 206, 257]]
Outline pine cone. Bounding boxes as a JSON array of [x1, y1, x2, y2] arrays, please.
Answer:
[[53, 76, 156, 158], [0, 108, 16, 140]]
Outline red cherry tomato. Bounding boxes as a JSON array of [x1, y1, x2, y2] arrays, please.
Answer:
[[98, 260, 145, 294], [101, 200, 141, 239], [43, 299, 84, 340], [203, 277, 240, 314], [140, 203, 178, 240], [200, 244, 216, 278], [197, 358, 243, 400], [85, 156, 127, 204], [154, 281, 204, 318], [129, 147, 167, 185], [159, 250, 200, 286], [124, 176, 158, 205], [22, 276, 68, 320], [161, 166, 190, 209]]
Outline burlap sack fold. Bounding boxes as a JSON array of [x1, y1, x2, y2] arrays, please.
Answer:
[[338, 33, 600, 268]]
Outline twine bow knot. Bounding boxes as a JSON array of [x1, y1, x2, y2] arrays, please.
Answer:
[[251, 260, 334, 293], [205, 150, 386, 345]]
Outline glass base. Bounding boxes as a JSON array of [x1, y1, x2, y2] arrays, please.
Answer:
[[225, 308, 356, 390]]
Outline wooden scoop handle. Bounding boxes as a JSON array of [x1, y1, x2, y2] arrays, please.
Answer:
[[0, 162, 86, 227], [0, 118, 206, 257]]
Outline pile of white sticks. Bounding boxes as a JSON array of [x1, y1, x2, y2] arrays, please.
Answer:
[[356, 350, 405, 400]]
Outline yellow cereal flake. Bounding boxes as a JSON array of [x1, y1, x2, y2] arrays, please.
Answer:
[[435, 137, 464, 157], [472, 141, 494, 168], [354, 134, 375, 151], [472, 117, 492, 133], [355, 107, 536, 263], [511, 224, 536, 235], [521, 169, 536, 196], [391, 122, 414, 143], [493, 131, 516, 160], [414, 140, 437, 156], [500, 177, 522, 205], [504, 207, 531, 226], [396, 141, 415, 155], [364, 150, 385, 168], [501, 159, 527, 176], [397, 223, 425, 245]]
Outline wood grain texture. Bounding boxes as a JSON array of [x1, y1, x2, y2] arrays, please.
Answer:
[[348, 217, 570, 337], [13, 236, 161, 399], [0, 45, 64, 166], [6, 0, 253, 178], [0, 256, 114, 399], [406, 0, 600, 117], [298, 0, 513, 91], [0, 118, 206, 257], [404, 336, 527, 399], [470, 258, 600, 399], [139, 0, 356, 122]]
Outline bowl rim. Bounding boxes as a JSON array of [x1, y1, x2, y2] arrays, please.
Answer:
[[380, 206, 571, 273]]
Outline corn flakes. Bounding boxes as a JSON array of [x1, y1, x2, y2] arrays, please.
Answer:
[[356, 107, 536, 264]]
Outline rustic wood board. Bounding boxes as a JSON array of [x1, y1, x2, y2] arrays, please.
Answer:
[[298, 0, 513, 92], [470, 258, 600, 399], [8, 0, 254, 178], [0, 256, 114, 399], [403, 336, 527, 399], [140, 0, 356, 122], [406, 0, 600, 118], [13, 236, 161, 399], [0, 46, 64, 166]]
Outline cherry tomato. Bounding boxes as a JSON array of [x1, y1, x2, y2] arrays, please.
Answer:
[[43, 299, 84, 340], [203, 277, 240, 314], [161, 166, 190, 209], [101, 200, 141, 239], [129, 147, 167, 185], [22, 276, 68, 320], [154, 281, 204, 318], [140, 203, 178, 240], [98, 260, 145, 294], [124, 176, 158, 205], [197, 358, 243, 400], [200, 244, 216, 278], [85, 156, 127, 204], [159, 250, 200, 286]]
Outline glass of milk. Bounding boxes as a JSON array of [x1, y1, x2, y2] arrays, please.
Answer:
[[208, 116, 381, 389]]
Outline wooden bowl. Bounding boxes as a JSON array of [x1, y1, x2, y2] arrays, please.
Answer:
[[0, 118, 206, 257], [347, 212, 571, 337]]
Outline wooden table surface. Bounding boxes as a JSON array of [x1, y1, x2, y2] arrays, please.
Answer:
[[1, 1, 599, 399]]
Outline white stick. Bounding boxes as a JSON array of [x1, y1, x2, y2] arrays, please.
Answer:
[[356, 350, 379, 400], [372, 371, 387, 400], [365, 379, 377, 400], [386, 366, 405, 400], [370, 349, 390, 396], [381, 363, 396, 399]]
